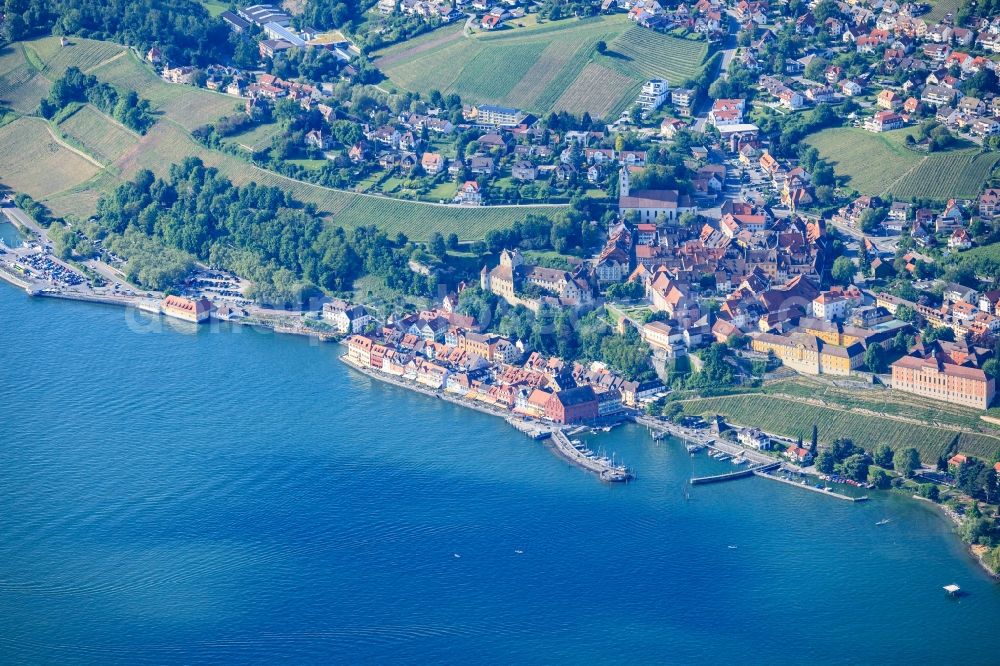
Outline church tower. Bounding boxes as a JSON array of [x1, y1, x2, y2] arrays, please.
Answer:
[[618, 166, 630, 198]]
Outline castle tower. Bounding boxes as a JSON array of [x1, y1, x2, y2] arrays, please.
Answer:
[[480, 264, 490, 291], [499, 248, 523, 269]]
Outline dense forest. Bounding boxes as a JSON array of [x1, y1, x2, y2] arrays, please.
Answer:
[[39, 66, 155, 133], [93, 158, 438, 305], [1, 0, 233, 66]]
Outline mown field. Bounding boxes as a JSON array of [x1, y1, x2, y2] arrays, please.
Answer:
[[0, 36, 556, 239], [680, 393, 1000, 461], [806, 127, 1000, 200], [374, 15, 708, 118]]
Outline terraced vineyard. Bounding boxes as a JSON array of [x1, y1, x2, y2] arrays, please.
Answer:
[[806, 127, 1000, 200], [375, 15, 708, 118], [58, 104, 139, 165], [0, 117, 101, 199], [24, 39, 126, 78], [553, 62, 640, 119], [0, 35, 564, 239], [891, 150, 1000, 200], [605, 25, 709, 84], [0, 45, 51, 113], [680, 393, 1000, 461], [330, 196, 560, 240]]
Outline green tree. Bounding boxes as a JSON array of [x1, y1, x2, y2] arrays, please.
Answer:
[[893, 447, 921, 478], [429, 232, 447, 260], [873, 444, 894, 468], [918, 483, 940, 502], [816, 450, 836, 474], [864, 345, 886, 373], [868, 467, 891, 489], [831, 256, 855, 285], [840, 453, 870, 482]]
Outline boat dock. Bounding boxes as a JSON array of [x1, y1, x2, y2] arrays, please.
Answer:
[[549, 430, 632, 483], [690, 462, 780, 485], [507, 417, 553, 440], [755, 470, 868, 502]]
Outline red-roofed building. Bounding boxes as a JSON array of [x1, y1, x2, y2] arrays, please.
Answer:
[[891, 355, 995, 409], [161, 295, 212, 323]]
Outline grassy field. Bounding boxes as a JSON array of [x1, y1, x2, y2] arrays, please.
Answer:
[[87, 48, 241, 131], [0, 35, 560, 239], [806, 127, 1000, 200], [198, 0, 231, 17], [680, 392, 1000, 461], [374, 15, 708, 118], [223, 121, 284, 152]]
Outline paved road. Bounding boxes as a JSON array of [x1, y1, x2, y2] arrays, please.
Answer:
[[692, 25, 737, 133], [3, 203, 145, 292]]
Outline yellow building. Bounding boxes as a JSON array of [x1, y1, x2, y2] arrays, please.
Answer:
[[751, 332, 864, 376]]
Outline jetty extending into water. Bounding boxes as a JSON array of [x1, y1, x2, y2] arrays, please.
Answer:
[[549, 430, 633, 483], [690, 462, 781, 485], [755, 470, 868, 502], [635, 414, 872, 502]]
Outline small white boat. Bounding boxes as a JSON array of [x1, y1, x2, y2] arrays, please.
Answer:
[[453, 553, 461, 559], [875, 519, 890, 526]]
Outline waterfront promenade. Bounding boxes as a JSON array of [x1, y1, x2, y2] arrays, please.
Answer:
[[339, 353, 632, 482]]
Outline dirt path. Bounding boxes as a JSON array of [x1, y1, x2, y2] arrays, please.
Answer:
[[84, 49, 127, 74], [43, 123, 106, 169]]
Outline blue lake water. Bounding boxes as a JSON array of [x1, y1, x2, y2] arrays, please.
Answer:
[[1, 281, 999, 664], [0, 220, 23, 247]]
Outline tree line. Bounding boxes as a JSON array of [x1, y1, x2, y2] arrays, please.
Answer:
[[39, 66, 155, 134], [2, 0, 233, 67], [92, 157, 439, 305]]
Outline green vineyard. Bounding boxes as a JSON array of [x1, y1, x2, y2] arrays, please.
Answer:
[[681, 393, 1000, 461]]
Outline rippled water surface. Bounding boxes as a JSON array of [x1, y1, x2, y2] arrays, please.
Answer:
[[1, 283, 999, 664]]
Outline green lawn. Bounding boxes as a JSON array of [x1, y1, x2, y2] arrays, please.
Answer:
[[374, 15, 707, 119], [198, 0, 231, 17], [224, 121, 283, 152], [287, 158, 327, 171], [806, 126, 1000, 201], [424, 181, 457, 202]]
